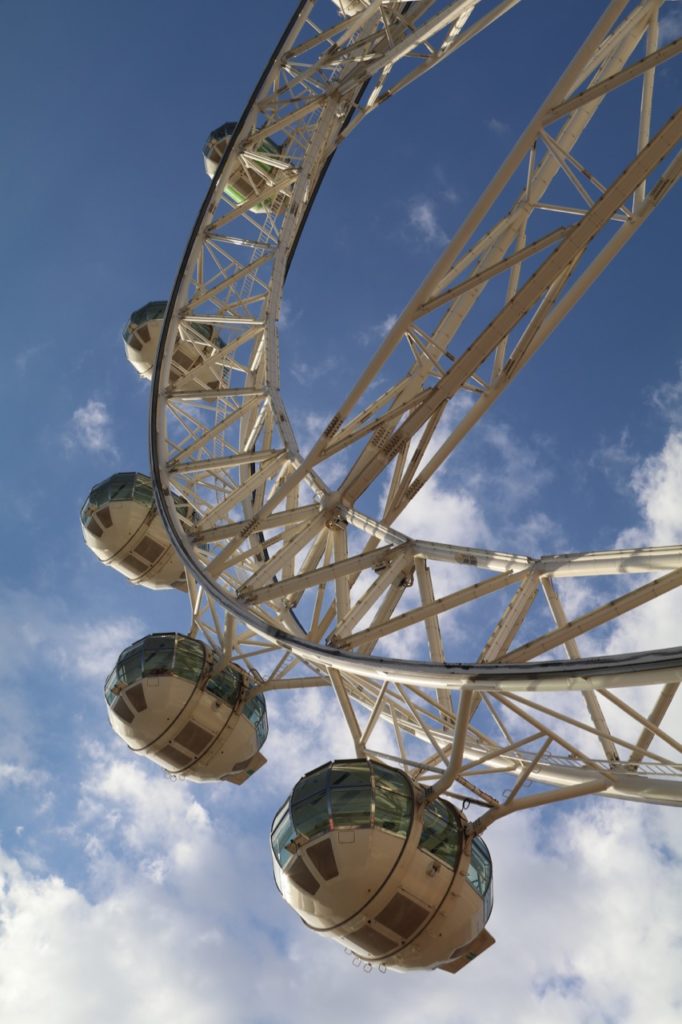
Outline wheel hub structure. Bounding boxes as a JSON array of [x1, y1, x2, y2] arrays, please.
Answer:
[[147, 0, 682, 822]]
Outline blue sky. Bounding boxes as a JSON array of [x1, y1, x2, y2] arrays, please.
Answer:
[[1, 2, 681, 1021]]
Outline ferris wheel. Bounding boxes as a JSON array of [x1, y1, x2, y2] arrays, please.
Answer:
[[81, 0, 682, 974]]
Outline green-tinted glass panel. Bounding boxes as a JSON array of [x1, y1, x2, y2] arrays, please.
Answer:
[[117, 650, 144, 685], [373, 763, 411, 796], [331, 786, 371, 828], [132, 477, 154, 507], [140, 635, 175, 676], [291, 790, 329, 841], [467, 836, 492, 897], [292, 767, 327, 807], [172, 637, 206, 682], [271, 808, 296, 868], [243, 694, 268, 747], [206, 665, 241, 706], [104, 670, 118, 706], [419, 801, 461, 868], [329, 763, 371, 789], [374, 785, 412, 837], [107, 475, 135, 503]]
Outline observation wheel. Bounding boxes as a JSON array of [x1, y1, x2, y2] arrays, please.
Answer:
[[149, 0, 682, 823]]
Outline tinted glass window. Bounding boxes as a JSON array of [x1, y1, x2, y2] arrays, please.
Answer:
[[291, 790, 329, 841], [271, 805, 296, 868], [375, 784, 412, 836], [172, 637, 206, 682], [331, 786, 371, 828], [419, 800, 461, 868], [292, 767, 327, 806], [142, 635, 176, 675], [467, 836, 492, 897], [329, 763, 371, 789], [206, 664, 241, 706]]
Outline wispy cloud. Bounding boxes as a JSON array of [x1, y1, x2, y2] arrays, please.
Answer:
[[358, 312, 397, 346], [659, 7, 682, 45], [63, 399, 118, 456], [487, 116, 510, 135], [408, 198, 447, 245], [290, 356, 337, 386], [651, 361, 682, 426]]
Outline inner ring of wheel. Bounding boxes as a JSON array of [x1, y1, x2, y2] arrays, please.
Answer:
[[149, 1, 682, 695]]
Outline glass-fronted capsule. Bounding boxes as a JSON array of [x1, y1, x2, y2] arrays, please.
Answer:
[[105, 632, 267, 783], [123, 300, 222, 383], [80, 472, 186, 589], [271, 760, 493, 973], [202, 121, 288, 214]]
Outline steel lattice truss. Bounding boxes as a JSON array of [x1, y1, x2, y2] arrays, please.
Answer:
[[150, 0, 682, 825]]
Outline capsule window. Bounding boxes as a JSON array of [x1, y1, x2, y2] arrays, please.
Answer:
[[419, 800, 461, 869], [286, 856, 319, 897], [243, 694, 268, 746], [86, 519, 103, 538], [172, 637, 206, 682], [175, 720, 214, 755], [158, 745, 192, 770], [141, 635, 176, 676], [121, 554, 146, 575], [126, 683, 147, 713], [206, 664, 242, 705], [374, 785, 412, 837], [117, 651, 143, 686], [271, 807, 296, 868], [347, 923, 395, 958], [330, 786, 371, 829], [292, 767, 327, 806], [112, 697, 134, 724], [131, 477, 154, 506], [134, 536, 164, 563], [375, 892, 430, 939], [173, 349, 194, 370], [94, 507, 111, 531], [291, 790, 329, 841], [329, 763, 371, 789], [306, 838, 339, 881], [467, 836, 492, 897]]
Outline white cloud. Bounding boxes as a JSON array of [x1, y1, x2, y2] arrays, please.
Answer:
[[487, 116, 510, 135], [1, 758, 681, 1024], [616, 430, 682, 548], [659, 7, 682, 45], [358, 312, 397, 346], [651, 363, 682, 426], [0, 763, 49, 790], [63, 400, 118, 456], [408, 198, 447, 245]]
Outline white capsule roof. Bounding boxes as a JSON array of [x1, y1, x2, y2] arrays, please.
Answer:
[[80, 472, 186, 589], [271, 759, 493, 973], [106, 632, 268, 783]]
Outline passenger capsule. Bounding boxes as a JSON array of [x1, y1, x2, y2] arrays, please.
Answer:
[[202, 121, 288, 214], [271, 760, 494, 973], [123, 300, 222, 383], [80, 472, 186, 589], [105, 633, 268, 783], [332, 1, 371, 14]]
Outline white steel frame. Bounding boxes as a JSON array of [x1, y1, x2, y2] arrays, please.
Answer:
[[149, 0, 682, 824]]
